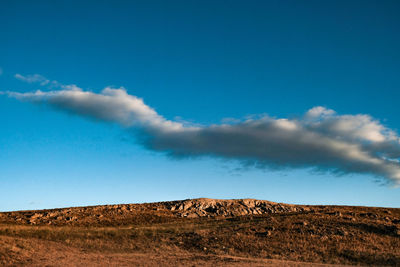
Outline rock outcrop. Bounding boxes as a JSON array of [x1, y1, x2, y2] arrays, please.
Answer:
[[163, 198, 310, 218]]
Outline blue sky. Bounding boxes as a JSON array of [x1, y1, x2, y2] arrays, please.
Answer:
[[1, 0, 400, 211]]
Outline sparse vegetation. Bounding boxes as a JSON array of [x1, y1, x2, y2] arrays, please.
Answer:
[[0, 199, 399, 266]]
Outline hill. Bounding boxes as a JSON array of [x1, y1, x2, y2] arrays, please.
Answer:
[[0, 198, 399, 266]]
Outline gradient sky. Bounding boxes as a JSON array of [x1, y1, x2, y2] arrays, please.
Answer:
[[1, 0, 400, 211]]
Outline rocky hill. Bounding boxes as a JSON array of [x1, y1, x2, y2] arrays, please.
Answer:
[[1, 198, 399, 266], [0, 198, 314, 226]]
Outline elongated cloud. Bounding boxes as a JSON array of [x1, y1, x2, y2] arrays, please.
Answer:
[[3, 86, 400, 184]]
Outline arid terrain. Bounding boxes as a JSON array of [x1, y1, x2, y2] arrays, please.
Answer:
[[0, 198, 399, 266]]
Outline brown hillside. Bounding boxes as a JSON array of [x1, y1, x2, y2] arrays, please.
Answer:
[[0, 198, 399, 266]]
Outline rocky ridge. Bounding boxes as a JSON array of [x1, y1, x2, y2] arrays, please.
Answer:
[[0, 198, 398, 229], [0, 198, 312, 226]]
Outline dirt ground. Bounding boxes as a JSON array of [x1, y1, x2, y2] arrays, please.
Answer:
[[0, 235, 353, 267]]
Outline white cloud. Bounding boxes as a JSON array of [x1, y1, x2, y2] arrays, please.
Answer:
[[15, 74, 50, 86], [14, 73, 82, 91], [306, 106, 335, 119], [3, 85, 400, 184], [5, 87, 184, 131], [307, 112, 398, 143]]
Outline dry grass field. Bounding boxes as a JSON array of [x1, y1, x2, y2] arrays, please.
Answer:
[[0, 198, 399, 266]]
